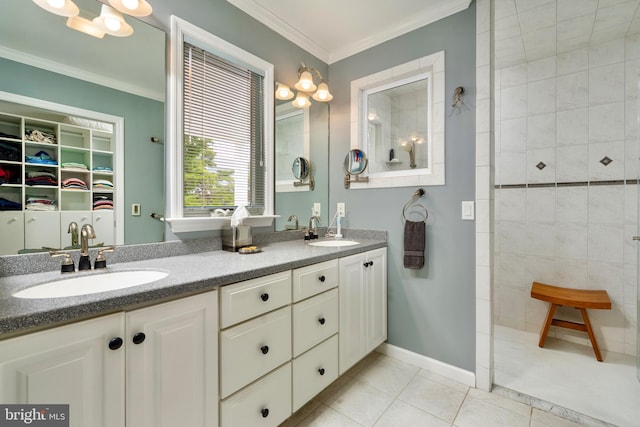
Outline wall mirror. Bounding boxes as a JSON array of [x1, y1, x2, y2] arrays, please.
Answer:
[[275, 100, 310, 192], [274, 100, 329, 231], [343, 148, 369, 189], [350, 50, 446, 188], [0, 0, 165, 255]]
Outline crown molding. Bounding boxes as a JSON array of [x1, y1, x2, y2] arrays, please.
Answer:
[[227, 0, 472, 64]]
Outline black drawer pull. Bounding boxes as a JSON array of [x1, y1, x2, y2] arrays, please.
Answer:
[[108, 337, 123, 350], [260, 293, 269, 302], [318, 317, 326, 325], [318, 275, 326, 282], [261, 408, 269, 418], [132, 332, 146, 345], [260, 345, 269, 355], [363, 261, 370, 267], [318, 368, 325, 376]]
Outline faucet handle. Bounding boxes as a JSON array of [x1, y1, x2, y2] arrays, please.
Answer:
[[94, 246, 115, 269], [49, 250, 75, 273]]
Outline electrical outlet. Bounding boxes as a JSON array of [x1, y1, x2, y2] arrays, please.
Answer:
[[337, 202, 345, 217], [313, 202, 321, 216], [131, 204, 141, 216]]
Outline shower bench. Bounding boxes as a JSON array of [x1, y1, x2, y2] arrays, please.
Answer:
[[530, 282, 612, 362]]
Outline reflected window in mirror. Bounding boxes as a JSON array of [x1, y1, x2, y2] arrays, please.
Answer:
[[351, 51, 445, 189], [275, 101, 310, 192], [167, 17, 274, 232]]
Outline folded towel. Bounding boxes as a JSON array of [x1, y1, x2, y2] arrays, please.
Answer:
[[404, 220, 425, 269]]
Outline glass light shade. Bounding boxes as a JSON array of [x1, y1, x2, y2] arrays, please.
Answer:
[[33, 0, 79, 17], [292, 93, 311, 109], [275, 83, 294, 100], [93, 5, 133, 37], [312, 82, 333, 102], [66, 15, 105, 38], [294, 70, 316, 92], [108, 0, 153, 17]]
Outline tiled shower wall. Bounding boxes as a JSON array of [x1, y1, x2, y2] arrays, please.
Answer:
[[494, 0, 640, 356]]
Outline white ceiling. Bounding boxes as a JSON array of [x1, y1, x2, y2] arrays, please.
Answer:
[[226, 0, 473, 64]]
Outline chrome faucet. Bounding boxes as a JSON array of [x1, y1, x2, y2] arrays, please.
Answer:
[[306, 215, 321, 240], [286, 214, 299, 230], [68, 222, 78, 247], [79, 224, 96, 270]]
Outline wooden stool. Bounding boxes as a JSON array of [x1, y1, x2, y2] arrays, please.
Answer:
[[530, 282, 612, 362]]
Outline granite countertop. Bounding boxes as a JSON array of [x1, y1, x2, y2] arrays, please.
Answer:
[[0, 236, 386, 339]]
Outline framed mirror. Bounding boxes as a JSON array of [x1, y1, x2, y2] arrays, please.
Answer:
[[0, 0, 165, 254], [350, 50, 446, 188], [275, 99, 310, 192]]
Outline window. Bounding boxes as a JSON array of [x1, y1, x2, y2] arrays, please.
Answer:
[[167, 17, 274, 232]]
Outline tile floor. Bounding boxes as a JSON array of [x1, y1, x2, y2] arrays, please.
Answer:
[[494, 325, 640, 427], [280, 350, 585, 427]]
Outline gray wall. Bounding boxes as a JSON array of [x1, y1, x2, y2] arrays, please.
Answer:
[[327, 5, 477, 371], [0, 57, 165, 245]]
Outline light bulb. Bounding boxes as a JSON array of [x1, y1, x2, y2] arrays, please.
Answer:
[[104, 16, 121, 31], [121, 0, 139, 10], [47, 0, 65, 8], [295, 70, 316, 92]]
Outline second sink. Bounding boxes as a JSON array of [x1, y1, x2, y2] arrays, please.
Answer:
[[13, 270, 169, 299]]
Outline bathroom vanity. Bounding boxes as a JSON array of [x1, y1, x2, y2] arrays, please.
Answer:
[[0, 237, 386, 427]]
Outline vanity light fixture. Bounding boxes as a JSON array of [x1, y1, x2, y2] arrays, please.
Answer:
[[108, 0, 153, 17], [66, 15, 105, 38], [276, 63, 333, 108], [93, 4, 133, 37], [33, 0, 80, 17]]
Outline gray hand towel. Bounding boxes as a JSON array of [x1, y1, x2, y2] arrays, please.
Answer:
[[404, 220, 425, 269]]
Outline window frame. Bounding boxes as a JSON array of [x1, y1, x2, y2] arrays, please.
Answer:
[[166, 16, 275, 232]]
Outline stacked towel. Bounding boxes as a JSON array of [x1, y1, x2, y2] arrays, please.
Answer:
[[26, 195, 57, 211], [61, 162, 88, 171], [62, 177, 88, 190], [93, 166, 113, 173], [93, 195, 113, 210], [0, 197, 21, 211], [93, 179, 113, 190], [25, 150, 57, 165], [25, 170, 57, 186], [403, 220, 425, 269]]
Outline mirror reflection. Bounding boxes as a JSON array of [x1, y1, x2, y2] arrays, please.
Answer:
[[344, 149, 368, 175], [292, 157, 310, 180], [275, 100, 309, 192], [0, 0, 165, 254]]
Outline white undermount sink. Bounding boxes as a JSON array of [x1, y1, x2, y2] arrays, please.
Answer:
[[13, 270, 169, 299], [308, 240, 359, 247]]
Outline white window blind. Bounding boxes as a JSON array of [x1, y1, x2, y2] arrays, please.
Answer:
[[182, 42, 265, 215]]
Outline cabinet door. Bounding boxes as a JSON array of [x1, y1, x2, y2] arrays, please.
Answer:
[[92, 210, 114, 246], [125, 291, 218, 427], [24, 211, 60, 250], [338, 252, 367, 374], [0, 314, 125, 427], [0, 211, 24, 255], [366, 248, 387, 353]]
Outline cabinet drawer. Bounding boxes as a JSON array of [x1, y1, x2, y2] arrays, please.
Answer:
[[292, 335, 338, 412], [293, 288, 338, 357], [220, 271, 291, 328], [220, 306, 292, 398], [220, 362, 292, 427], [293, 260, 338, 302]]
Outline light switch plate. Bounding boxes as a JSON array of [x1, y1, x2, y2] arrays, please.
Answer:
[[132, 204, 141, 216], [337, 202, 345, 217], [313, 203, 321, 217], [461, 201, 474, 220]]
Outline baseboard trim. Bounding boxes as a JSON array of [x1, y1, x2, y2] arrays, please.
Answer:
[[375, 343, 476, 387]]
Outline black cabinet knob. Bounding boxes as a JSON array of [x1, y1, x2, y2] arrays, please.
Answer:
[[363, 261, 370, 267], [260, 345, 269, 355], [261, 408, 269, 418], [132, 332, 146, 345], [318, 368, 325, 376], [369, 260, 374, 266], [318, 275, 326, 282], [108, 337, 123, 350], [318, 317, 326, 325], [260, 293, 269, 302]]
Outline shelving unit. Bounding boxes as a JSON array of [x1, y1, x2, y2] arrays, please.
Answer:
[[0, 111, 115, 254]]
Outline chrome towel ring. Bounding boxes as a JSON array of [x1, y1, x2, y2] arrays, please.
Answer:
[[402, 188, 428, 223]]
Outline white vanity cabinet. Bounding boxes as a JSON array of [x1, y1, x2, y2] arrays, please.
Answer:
[[24, 211, 60, 250], [339, 248, 387, 374], [0, 290, 218, 427], [0, 314, 125, 427]]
